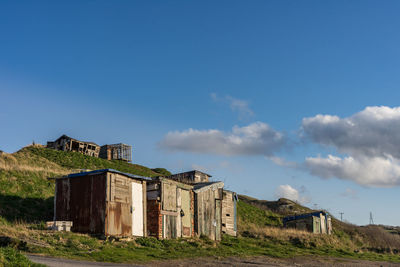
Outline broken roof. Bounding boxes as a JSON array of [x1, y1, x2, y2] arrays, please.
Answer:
[[55, 134, 99, 146]]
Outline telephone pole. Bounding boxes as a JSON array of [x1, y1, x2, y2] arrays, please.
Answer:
[[339, 212, 344, 221]]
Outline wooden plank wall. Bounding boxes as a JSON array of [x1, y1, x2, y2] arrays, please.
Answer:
[[222, 191, 237, 236], [195, 189, 217, 240]]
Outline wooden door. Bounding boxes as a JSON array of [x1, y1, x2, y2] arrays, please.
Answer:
[[181, 189, 191, 237], [131, 182, 144, 236]]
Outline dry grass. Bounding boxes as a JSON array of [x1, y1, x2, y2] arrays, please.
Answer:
[[0, 149, 69, 176], [239, 222, 357, 250]]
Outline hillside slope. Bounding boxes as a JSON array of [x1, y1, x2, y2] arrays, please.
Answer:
[[1, 146, 400, 264], [0, 145, 164, 222], [238, 194, 400, 254]]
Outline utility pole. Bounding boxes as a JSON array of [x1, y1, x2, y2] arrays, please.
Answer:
[[369, 212, 374, 225], [339, 212, 344, 221]]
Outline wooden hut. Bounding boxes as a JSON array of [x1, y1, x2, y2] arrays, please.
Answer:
[[283, 211, 332, 234], [146, 177, 194, 239], [193, 182, 224, 241], [54, 169, 148, 237], [222, 190, 238, 236]]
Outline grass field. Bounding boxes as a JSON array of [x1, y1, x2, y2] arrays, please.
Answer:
[[1, 146, 400, 265]]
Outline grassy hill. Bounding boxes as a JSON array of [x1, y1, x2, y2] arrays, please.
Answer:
[[1, 145, 400, 264], [0, 145, 163, 223]]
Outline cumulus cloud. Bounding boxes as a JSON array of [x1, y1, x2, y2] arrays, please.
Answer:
[[302, 106, 400, 187], [159, 122, 285, 156], [302, 106, 400, 158], [275, 184, 310, 204], [211, 93, 254, 119], [305, 154, 400, 187]]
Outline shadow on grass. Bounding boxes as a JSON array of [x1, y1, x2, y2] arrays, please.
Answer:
[[0, 194, 53, 223]]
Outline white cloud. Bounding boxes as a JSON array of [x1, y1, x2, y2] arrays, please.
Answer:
[[301, 106, 400, 187], [211, 93, 254, 119], [305, 154, 400, 187], [159, 122, 285, 156], [275, 184, 310, 204], [302, 106, 400, 158]]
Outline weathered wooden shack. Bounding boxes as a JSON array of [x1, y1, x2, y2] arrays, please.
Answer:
[[146, 177, 194, 239], [168, 170, 211, 184], [283, 211, 332, 234], [54, 169, 148, 237], [193, 182, 224, 241], [99, 143, 132, 163], [222, 190, 238, 236], [47, 135, 100, 157]]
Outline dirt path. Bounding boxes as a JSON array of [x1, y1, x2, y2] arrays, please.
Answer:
[[146, 256, 400, 267], [26, 255, 143, 267], [27, 254, 400, 267]]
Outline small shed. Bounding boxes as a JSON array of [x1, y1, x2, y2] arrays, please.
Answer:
[[283, 211, 332, 234], [54, 169, 148, 237], [146, 177, 194, 239], [193, 181, 224, 241], [222, 190, 238, 236]]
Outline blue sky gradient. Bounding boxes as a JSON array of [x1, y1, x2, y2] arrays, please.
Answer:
[[1, 1, 400, 225]]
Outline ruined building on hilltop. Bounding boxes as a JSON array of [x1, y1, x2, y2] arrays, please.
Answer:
[[99, 143, 132, 163], [47, 135, 100, 157], [47, 135, 133, 162]]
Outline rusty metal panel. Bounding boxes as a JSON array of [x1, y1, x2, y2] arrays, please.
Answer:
[[106, 173, 132, 236], [55, 178, 70, 221], [162, 182, 176, 211], [106, 202, 132, 236], [57, 173, 107, 234], [90, 173, 107, 233]]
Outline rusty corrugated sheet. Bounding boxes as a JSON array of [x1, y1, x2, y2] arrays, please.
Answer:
[[105, 173, 133, 236], [55, 173, 106, 234]]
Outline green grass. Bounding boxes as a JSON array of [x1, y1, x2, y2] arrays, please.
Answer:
[[14, 230, 400, 264], [0, 146, 166, 223], [1, 145, 400, 264], [237, 200, 282, 227], [24, 146, 161, 178], [0, 247, 43, 267]]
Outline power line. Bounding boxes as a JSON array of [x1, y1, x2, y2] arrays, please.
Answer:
[[339, 212, 344, 221]]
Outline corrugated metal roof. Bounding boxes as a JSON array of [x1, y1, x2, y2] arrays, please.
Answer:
[[193, 181, 224, 193], [283, 211, 329, 223], [66, 169, 152, 181]]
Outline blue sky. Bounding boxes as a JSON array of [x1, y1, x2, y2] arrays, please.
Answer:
[[1, 1, 400, 225]]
